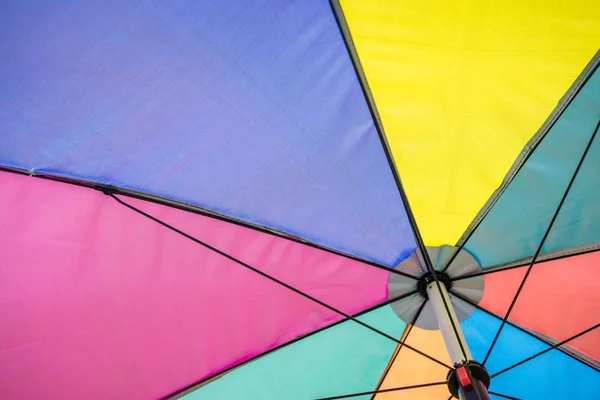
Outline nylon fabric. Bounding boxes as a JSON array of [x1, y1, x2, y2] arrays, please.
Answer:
[[543, 119, 600, 255], [466, 64, 600, 267], [462, 310, 600, 399], [373, 319, 451, 399], [339, 0, 600, 247], [182, 306, 405, 400], [0, 0, 415, 265], [0, 172, 390, 400], [480, 251, 600, 363]]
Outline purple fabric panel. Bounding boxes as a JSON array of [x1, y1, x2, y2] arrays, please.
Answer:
[[0, 0, 416, 265], [0, 172, 388, 399]]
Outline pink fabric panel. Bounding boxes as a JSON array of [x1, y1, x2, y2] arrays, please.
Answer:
[[0, 172, 389, 399], [480, 251, 600, 363]]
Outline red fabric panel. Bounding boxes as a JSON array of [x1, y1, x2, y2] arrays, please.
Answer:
[[480, 251, 600, 362]]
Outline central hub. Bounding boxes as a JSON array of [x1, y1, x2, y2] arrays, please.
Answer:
[[387, 245, 484, 330], [417, 271, 452, 298]]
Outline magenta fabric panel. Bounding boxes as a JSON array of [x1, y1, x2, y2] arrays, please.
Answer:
[[0, 172, 388, 400]]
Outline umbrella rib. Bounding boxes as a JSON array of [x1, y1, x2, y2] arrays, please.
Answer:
[[109, 193, 451, 370], [370, 299, 428, 399], [332, 2, 470, 364], [315, 381, 447, 400], [481, 118, 600, 366], [449, 290, 600, 372], [329, 1, 439, 277], [444, 52, 600, 274], [488, 391, 522, 400], [451, 244, 600, 282], [490, 322, 600, 380], [0, 166, 418, 282], [163, 290, 421, 399]]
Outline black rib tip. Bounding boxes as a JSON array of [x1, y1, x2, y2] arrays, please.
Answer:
[[95, 184, 115, 195]]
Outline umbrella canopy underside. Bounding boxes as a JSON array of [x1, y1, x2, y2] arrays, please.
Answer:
[[1, 0, 599, 399]]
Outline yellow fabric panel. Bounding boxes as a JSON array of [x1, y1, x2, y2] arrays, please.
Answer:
[[340, 0, 600, 246], [374, 326, 451, 399]]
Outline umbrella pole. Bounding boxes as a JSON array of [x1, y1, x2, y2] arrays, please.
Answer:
[[426, 280, 491, 400]]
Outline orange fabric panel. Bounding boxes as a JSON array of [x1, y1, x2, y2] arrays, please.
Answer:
[[480, 251, 600, 362], [373, 325, 412, 391], [374, 327, 451, 399]]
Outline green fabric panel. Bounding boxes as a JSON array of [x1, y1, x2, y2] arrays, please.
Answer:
[[182, 305, 406, 400], [465, 62, 600, 267]]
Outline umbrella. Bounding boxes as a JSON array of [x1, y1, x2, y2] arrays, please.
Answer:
[[1, 0, 598, 399]]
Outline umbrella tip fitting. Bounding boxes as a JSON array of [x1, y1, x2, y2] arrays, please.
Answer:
[[95, 184, 115, 196]]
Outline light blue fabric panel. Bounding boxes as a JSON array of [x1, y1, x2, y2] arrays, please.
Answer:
[[0, 0, 415, 265], [462, 310, 600, 399], [465, 63, 600, 267], [182, 306, 405, 400]]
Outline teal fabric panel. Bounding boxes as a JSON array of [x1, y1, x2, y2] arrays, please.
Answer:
[[465, 64, 600, 267], [183, 306, 406, 400], [543, 119, 600, 254], [462, 310, 600, 399]]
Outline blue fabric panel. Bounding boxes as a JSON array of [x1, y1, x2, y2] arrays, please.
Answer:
[[465, 65, 600, 267], [182, 306, 405, 400], [462, 310, 600, 399], [0, 0, 415, 265]]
